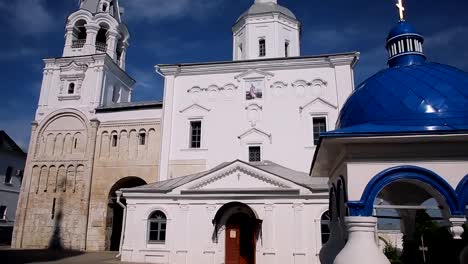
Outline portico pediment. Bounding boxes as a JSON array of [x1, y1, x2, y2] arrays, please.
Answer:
[[169, 160, 311, 195], [234, 69, 274, 82], [299, 97, 337, 113]]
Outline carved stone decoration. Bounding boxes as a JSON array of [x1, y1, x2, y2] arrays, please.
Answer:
[[245, 103, 263, 127], [270, 81, 288, 96], [292, 80, 309, 97], [58, 61, 88, 100], [310, 78, 328, 97], [223, 83, 238, 99], [187, 86, 204, 102], [207, 85, 219, 101]]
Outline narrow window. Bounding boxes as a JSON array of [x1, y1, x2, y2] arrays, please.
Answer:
[[321, 210, 331, 244], [238, 43, 243, 59], [148, 211, 167, 243], [190, 121, 202, 149], [68, 83, 75, 94], [139, 133, 146, 145], [102, 3, 108, 12], [51, 198, 56, 220], [4, 166, 13, 184], [249, 146, 261, 162], [112, 135, 118, 147], [259, 39, 266, 57], [0, 206, 6, 220], [313, 117, 327, 145], [112, 87, 120, 103], [285, 41, 290, 57], [74, 138, 78, 149]]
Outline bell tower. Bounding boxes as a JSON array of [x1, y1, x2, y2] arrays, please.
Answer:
[[35, 0, 134, 123], [233, 0, 301, 60], [64, 0, 129, 69]]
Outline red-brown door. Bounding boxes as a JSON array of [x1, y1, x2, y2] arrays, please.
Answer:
[[225, 213, 256, 264]]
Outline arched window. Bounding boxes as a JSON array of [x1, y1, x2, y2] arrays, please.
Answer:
[[102, 3, 108, 12], [72, 20, 87, 48], [96, 23, 109, 52], [148, 211, 167, 243], [321, 210, 331, 244], [112, 86, 120, 103], [68, 83, 75, 94]]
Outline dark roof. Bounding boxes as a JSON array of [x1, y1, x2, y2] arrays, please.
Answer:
[[332, 62, 468, 135], [123, 160, 328, 193], [0, 131, 26, 156], [96, 101, 163, 113]]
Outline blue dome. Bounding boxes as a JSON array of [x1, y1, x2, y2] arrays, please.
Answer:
[[387, 21, 421, 41], [335, 62, 468, 134]]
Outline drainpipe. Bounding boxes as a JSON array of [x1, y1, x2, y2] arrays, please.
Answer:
[[115, 190, 126, 258]]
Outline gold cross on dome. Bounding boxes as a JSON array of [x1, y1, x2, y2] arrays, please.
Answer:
[[396, 0, 406, 20]]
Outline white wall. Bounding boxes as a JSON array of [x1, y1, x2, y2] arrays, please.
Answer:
[[122, 197, 329, 264], [233, 14, 300, 60], [158, 55, 358, 179]]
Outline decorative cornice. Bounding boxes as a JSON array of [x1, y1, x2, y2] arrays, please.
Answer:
[[299, 97, 338, 113], [179, 103, 211, 114], [189, 166, 290, 190]]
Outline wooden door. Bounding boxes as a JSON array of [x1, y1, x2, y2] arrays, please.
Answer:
[[226, 225, 240, 264]]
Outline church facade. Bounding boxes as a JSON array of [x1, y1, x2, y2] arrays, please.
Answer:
[[13, 0, 468, 264]]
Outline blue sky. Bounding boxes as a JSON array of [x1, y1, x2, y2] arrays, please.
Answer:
[[0, 0, 467, 150]]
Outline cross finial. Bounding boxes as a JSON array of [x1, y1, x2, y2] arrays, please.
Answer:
[[396, 0, 405, 21]]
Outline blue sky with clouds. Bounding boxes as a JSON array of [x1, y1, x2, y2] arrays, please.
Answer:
[[0, 0, 467, 150]]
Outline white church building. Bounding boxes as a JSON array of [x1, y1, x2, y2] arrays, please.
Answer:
[[12, 0, 468, 264]]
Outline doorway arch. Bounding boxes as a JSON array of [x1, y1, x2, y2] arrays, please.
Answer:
[[213, 202, 261, 264], [107, 176, 147, 251]]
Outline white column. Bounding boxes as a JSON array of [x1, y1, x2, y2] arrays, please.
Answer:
[[107, 31, 120, 60], [263, 203, 276, 262], [333, 217, 390, 264], [293, 203, 306, 263], [86, 25, 99, 54], [63, 26, 75, 56]]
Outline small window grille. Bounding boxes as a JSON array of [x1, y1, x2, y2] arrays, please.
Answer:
[[313, 117, 327, 145], [139, 133, 146, 145], [259, 39, 266, 57], [249, 146, 261, 162], [148, 211, 167, 243], [112, 135, 118, 147], [190, 121, 202, 149], [4, 166, 13, 184]]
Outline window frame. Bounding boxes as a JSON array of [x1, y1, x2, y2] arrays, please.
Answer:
[[139, 132, 147, 146], [111, 134, 118, 147], [0, 205, 6, 220], [259, 38, 266, 57], [4, 166, 13, 185], [248, 145, 262, 162], [189, 120, 202, 149], [312, 116, 327, 146], [147, 210, 167, 244], [320, 210, 331, 245]]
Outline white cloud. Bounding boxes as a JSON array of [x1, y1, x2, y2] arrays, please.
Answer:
[[122, 0, 224, 22], [3, 0, 54, 36]]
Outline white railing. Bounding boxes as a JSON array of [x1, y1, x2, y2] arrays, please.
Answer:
[[71, 39, 86, 49], [96, 42, 108, 52]]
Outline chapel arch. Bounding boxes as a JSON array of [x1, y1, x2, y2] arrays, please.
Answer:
[[212, 202, 261, 264], [106, 176, 147, 251]]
